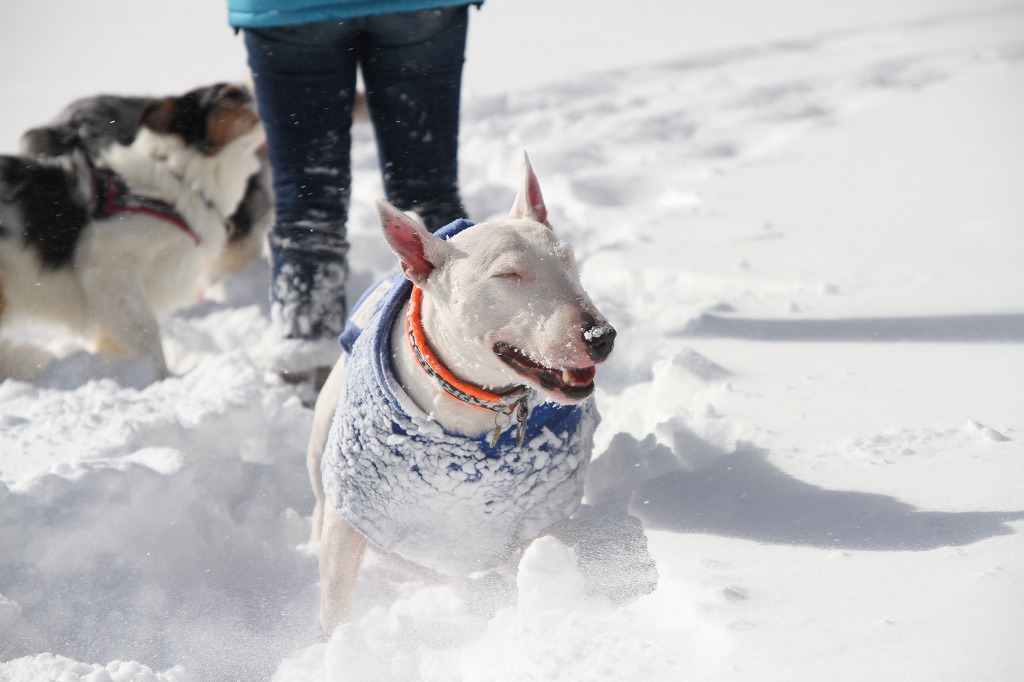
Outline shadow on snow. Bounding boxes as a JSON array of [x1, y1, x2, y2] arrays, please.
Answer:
[[589, 434, 1024, 552], [676, 313, 1024, 343]]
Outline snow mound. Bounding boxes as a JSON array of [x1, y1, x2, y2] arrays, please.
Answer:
[[279, 535, 705, 682], [1, 654, 185, 682], [0, 355, 318, 681]]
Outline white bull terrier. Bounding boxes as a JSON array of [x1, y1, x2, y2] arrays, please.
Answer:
[[307, 153, 616, 634]]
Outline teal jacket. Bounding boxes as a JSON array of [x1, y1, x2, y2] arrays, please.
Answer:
[[228, 0, 478, 28]]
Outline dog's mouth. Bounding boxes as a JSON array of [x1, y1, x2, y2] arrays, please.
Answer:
[[494, 343, 596, 400]]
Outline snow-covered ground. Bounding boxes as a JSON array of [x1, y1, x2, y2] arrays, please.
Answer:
[[2, 1, 1023, 680]]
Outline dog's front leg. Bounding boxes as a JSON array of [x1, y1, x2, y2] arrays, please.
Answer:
[[80, 266, 168, 378], [319, 505, 368, 638], [307, 359, 347, 545]]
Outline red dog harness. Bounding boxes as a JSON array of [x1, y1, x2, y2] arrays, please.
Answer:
[[91, 168, 199, 245]]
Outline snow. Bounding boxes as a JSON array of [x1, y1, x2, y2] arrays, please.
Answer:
[[2, 0, 1024, 680]]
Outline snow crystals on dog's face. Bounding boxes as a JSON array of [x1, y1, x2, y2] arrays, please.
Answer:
[[427, 219, 608, 403], [378, 153, 615, 403]]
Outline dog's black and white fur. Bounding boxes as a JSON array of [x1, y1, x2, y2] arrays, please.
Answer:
[[0, 83, 265, 378], [19, 84, 273, 279]]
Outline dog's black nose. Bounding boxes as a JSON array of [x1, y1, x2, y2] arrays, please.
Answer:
[[582, 319, 616, 362]]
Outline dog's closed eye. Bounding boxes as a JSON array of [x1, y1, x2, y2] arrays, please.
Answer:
[[493, 271, 524, 282]]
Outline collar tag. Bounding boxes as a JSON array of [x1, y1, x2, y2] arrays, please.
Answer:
[[489, 399, 530, 448]]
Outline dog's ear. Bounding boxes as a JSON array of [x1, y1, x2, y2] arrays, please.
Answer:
[[378, 198, 449, 284], [509, 151, 551, 228], [139, 98, 179, 134]]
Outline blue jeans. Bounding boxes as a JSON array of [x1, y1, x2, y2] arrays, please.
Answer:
[[244, 7, 469, 341]]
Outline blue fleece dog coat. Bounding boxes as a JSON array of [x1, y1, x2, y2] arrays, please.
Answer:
[[321, 219, 597, 575]]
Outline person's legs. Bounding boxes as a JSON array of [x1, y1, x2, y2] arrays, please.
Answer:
[[360, 7, 469, 231], [244, 22, 358, 351]]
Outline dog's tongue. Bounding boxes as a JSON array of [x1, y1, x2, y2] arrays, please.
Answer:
[[565, 366, 596, 386]]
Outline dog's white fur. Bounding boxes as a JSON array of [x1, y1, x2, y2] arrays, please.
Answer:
[[307, 153, 612, 633], [0, 118, 264, 378]]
